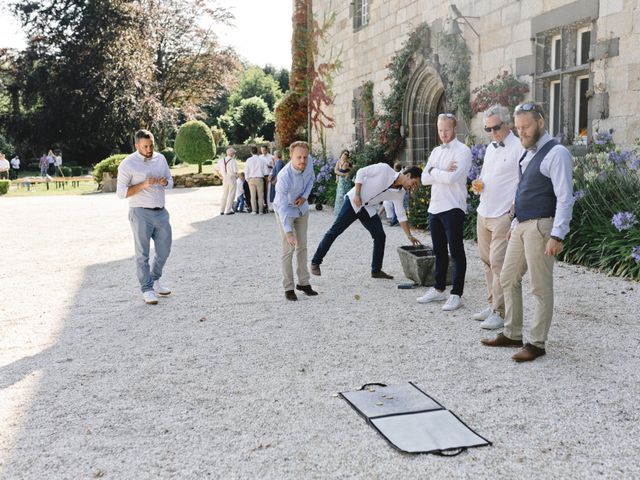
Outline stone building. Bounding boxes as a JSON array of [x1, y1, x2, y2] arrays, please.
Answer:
[[311, 0, 640, 162]]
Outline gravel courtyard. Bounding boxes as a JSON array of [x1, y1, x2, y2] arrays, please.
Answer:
[[1, 186, 638, 479]]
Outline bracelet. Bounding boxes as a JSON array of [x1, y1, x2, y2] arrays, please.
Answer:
[[551, 235, 563, 242]]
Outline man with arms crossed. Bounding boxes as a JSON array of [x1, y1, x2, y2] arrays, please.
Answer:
[[417, 113, 472, 311], [273, 141, 318, 301], [117, 129, 174, 305], [481, 103, 574, 362], [471, 105, 523, 329]]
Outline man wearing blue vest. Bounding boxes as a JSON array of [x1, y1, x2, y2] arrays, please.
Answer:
[[481, 102, 574, 362]]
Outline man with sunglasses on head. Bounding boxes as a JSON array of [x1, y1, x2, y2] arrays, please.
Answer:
[[481, 102, 574, 362], [417, 113, 472, 312], [470, 105, 523, 330]]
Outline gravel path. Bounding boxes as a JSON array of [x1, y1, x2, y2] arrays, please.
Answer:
[[1, 187, 638, 479]]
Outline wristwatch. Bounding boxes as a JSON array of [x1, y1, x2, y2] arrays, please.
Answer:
[[551, 235, 563, 242]]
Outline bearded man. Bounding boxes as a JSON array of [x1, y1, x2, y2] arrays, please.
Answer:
[[481, 102, 574, 362]]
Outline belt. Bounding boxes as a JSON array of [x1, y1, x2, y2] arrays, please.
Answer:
[[142, 207, 164, 211]]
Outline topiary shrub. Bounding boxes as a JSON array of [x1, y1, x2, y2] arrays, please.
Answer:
[[71, 166, 83, 176], [0, 179, 10, 195], [174, 120, 216, 174], [160, 147, 176, 165], [59, 166, 72, 177], [93, 154, 127, 183]]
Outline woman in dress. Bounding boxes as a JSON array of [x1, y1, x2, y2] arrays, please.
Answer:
[[333, 149, 352, 216]]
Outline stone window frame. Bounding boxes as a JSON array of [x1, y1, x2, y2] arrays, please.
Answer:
[[352, 86, 366, 147], [351, 0, 370, 31], [534, 20, 594, 143]]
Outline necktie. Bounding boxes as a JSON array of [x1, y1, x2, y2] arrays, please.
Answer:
[[492, 142, 505, 148]]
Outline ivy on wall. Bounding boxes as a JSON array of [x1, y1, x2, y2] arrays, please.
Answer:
[[438, 32, 472, 127]]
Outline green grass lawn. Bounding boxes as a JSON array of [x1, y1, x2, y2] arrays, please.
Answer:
[[5, 180, 99, 197]]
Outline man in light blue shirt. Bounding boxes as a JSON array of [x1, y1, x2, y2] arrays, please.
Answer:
[[117, 129, 173, 305], [273, 141, 318, 301]]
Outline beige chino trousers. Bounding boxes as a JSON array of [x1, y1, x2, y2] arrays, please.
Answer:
[[275, 212, 311, 291], [477, 213, 511, 316], [500, 217, 555, 349], [248, 177, 264, 214], [220, 174, 237, 214]]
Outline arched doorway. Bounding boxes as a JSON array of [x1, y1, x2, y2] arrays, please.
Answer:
[[401, 58, 446, 165]]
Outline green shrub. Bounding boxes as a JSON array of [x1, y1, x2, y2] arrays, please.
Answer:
[[59, 166, 72, 177], [174, 120, 216, 173], [93, 154, 127, 183], [71, 166, 83, 176], [160, 147, 176, 165], [203, 160, 213, 166], [0, 179, 10, 195]]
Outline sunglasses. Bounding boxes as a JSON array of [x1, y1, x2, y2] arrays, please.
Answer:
[[515, 102, 542, 113], [484, 122, 503, 132], [438, 113, 456, 118]]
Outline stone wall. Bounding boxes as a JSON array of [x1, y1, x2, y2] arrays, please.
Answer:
[[313, 0, 640, 157]]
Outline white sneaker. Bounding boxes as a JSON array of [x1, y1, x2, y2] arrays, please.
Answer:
[[480, 311, 504, 330], [417, 288, 447, 304], [153, 280, 171, 296], [472, 306, 492, 321], [251, 212, 257, 215], [143, 291, 158, 305], [442, 294, 462, 311]]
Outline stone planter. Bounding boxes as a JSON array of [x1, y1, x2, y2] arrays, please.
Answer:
[[396, 245, 452, 286]]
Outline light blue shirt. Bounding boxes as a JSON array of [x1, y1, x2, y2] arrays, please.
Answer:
[[273, 160, 314, 233]]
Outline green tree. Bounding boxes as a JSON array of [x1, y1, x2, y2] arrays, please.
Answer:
[[228, 67, 283, 111], [234, 97, 270, 138], [174, 120, 215, 173]]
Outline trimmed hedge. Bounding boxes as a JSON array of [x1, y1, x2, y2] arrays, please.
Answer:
[[174, 120, 216, 168], [93, 154, 127, 183], [0, 179, 10, 195]]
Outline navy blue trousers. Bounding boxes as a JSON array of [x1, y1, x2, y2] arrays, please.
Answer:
[[428, 208, 466, 296]]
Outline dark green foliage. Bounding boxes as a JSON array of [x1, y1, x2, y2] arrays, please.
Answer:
[[234, 97, 271, 138], [0, 180, 10, 195], [407, 185, 430, 229], [174, 121, 216, 172], [92, 154, 127, 183], [0, 133, 14, 156], [160, 148, 176, 165], [71, 166, 83, 176], [560, 150, 640, 280], [229, 68, 283, 111], [439, 33, 473, 124], [59, 166, 72, 177]]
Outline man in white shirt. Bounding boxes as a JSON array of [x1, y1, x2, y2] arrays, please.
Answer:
[[311, 163, 422, 279], [244, 146, 265, 215], [417, 113, 472, 311], [470, 105, 523, 330], [10, 155, 20, 180], [259, 144, 273, 212], [215, 147, 238, 215], [482, 102, 574, 362], [117, 129, 174, 305], [0, 153, 9, 180]]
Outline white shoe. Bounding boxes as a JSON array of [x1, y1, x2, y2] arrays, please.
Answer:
[[480, 311, 504, 330], [143, 291, 158, 305], [442, 294, 462, 311], [251, 212, 257, 215], [154, 280, 171, 296], [417, 287, 447, 304], [472, 306, 492, 321]]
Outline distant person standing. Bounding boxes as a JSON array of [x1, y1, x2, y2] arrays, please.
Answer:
[[116, 129, 174, 305], [0, 153, 9, 179], [39, 154, 49, 177], [269, 150, 285, 205], [54, 152, 63, 176], [215, 147, 239, 215], [47, 150, 55, 176], [260, 144, 273, 212], [10, 155, 20, 180], [333, 149, 352, 217], [273, 141, 318, 301], [235, 172, 247, 212], [245, 146, 265, 215]]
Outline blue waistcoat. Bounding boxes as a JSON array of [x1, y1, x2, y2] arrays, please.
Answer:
[[514, 139, 558, 222]]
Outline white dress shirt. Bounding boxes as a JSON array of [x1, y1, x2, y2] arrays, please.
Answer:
[[259, 154, 273, 176], [477, 131, 523, 218], [518, 132, 574, 239], [216, 156, 238, 177], [116, 151, 173, 208], [244, 155, 264, 179], [273, 160, 315, 233], [11, 157, 20, 169], [421, 138, 472, 214], [346, 163, 408, 222], [0, 159, 9, 172]]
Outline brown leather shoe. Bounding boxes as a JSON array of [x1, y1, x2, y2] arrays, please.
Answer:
[[512, 344, 546, 362], [284, 290, 298, 301], [296, 284, 318, 296], [310, 263, 321, 276], [480, 333, 523, 347], [371, 270, 394, 279]]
